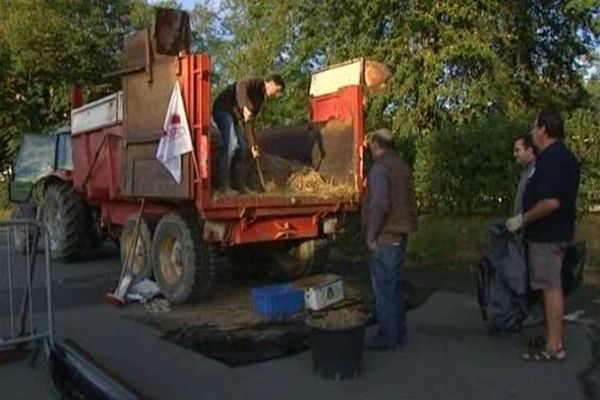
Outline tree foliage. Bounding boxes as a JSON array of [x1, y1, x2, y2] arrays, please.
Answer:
[[0, 0, 137, 173], [0, 0, 598, 212], [193, 0, 599, 135], [192, 0, 599, 212]]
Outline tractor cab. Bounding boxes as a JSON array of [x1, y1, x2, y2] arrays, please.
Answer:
[[8, 127, 72, 254], [9, 127, 72, 203]]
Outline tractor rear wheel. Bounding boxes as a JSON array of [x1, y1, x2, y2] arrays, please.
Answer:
[[271, 239, 330, 280], [41, 183, 86, 261], [120, 215, 152, 280], [151, 213, 217, 304]]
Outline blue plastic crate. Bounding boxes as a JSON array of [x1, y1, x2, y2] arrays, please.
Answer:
[[252, 284, 304, 320]]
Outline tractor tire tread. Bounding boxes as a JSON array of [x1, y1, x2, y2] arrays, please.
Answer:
[[152, 212, 217, 304], [43, 183, 86, 262]]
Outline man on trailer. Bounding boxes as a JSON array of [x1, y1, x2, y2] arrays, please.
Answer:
[[212, 75, 285, 194]]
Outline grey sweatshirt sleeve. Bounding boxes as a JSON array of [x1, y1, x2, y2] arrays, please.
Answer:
[[366, 163, 390, 243]]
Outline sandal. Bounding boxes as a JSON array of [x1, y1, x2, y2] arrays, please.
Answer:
[[520, 347, 567, 362]]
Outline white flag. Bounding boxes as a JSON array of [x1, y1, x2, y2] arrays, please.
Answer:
[[156, 82, 193, 183]]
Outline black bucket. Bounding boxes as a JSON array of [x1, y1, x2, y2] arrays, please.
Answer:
[[308, 323, 365, 380]]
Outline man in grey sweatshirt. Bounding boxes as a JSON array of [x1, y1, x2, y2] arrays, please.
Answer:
[[512, 134, 543, 327], [513, 134, 536, 214]]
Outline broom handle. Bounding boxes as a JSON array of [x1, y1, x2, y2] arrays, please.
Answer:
[[255, 155, 266, 188], [246, 121, 266, 188], [120, 199, 146, 282]]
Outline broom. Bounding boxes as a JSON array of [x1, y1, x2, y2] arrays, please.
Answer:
[[104, 199, 146, 307]]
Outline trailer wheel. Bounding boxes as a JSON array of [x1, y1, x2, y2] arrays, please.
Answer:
[[120, 215, 152, 280], [271, 239, 329, 280], [41, 183, 86, 261], [10, 201, 37, 254], [151, 213, 216, 304]]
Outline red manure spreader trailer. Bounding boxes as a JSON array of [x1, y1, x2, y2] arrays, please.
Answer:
[[13, 19, 369, 304]]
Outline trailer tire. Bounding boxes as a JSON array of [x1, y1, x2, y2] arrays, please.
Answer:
[[41, 183, 86, 262], [120, 215, 152, 281], [10, 201, 37, 254], [271, 239, 329, 280], [151, 213, 216, 304]]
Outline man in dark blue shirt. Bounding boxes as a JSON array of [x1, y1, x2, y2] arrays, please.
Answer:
[[506, 109, 580, 362]]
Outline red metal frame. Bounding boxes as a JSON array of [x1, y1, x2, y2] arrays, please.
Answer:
[[71, 125, 125, 202], [226, 215, 319, 244], [63, 54, 365, 245], [99, 201, 172, 226]]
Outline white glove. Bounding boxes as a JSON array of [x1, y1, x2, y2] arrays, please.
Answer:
[[505, 214, 524, 233]]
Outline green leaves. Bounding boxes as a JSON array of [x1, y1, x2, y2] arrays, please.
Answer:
[[0, 0, 136, 175], [414, 113, 530, 213], [0, 0, 598, 212]]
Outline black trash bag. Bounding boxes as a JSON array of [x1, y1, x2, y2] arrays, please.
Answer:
[[477, 223, 528, 333], [477, 222, 587, 333]]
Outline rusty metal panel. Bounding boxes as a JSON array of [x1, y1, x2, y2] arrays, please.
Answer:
[[153, 8, 191, 55], [121, 30, 191, 199], [256, 119, 353, 185], [123, 138, 191, 198], [123, 30, 147, 69], [122, 56, 178, 135], [317, 118, 354, 185], [257, 123, 323, 166]]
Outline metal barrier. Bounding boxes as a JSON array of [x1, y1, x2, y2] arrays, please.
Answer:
[[0, 219, 53, 353]]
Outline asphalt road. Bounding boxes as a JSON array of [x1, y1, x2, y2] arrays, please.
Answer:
[[0, 234, 598, 400]]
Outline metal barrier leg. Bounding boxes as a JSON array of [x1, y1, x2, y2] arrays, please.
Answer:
[[18, 224, 39, 338], [6, 225, 15, 340], [1, 220, 53, 361], [45, 230, 54, 348]]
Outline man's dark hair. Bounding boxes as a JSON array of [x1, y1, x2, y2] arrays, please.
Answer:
[[371, 134, 394, 150], [536, 109, 564, 139], [515, 134, 537, 155], [266, 74, 285, 90]]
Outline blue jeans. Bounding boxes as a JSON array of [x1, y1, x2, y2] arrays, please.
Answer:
[[213, 110, 247, 186], [370, 237, 407, 345]]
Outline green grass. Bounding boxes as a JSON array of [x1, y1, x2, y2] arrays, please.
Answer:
[[0, 208, 9, 220], [407, 214, 490, 271], [337, 213, 600, 273], [574, 213, 600, 273], [410, 213, 600, 272]]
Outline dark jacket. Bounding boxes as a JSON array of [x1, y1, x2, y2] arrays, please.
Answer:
[[361, 149, 418, 244], [523, 141, 580, 242], [212, 78, 266, 120]]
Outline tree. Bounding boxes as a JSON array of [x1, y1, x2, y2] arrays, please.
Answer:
[[0, 0, 137, 175], [197, 0, 599, 136]]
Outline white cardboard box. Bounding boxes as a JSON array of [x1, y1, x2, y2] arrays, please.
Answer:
[[294, 274, 344, 311]]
